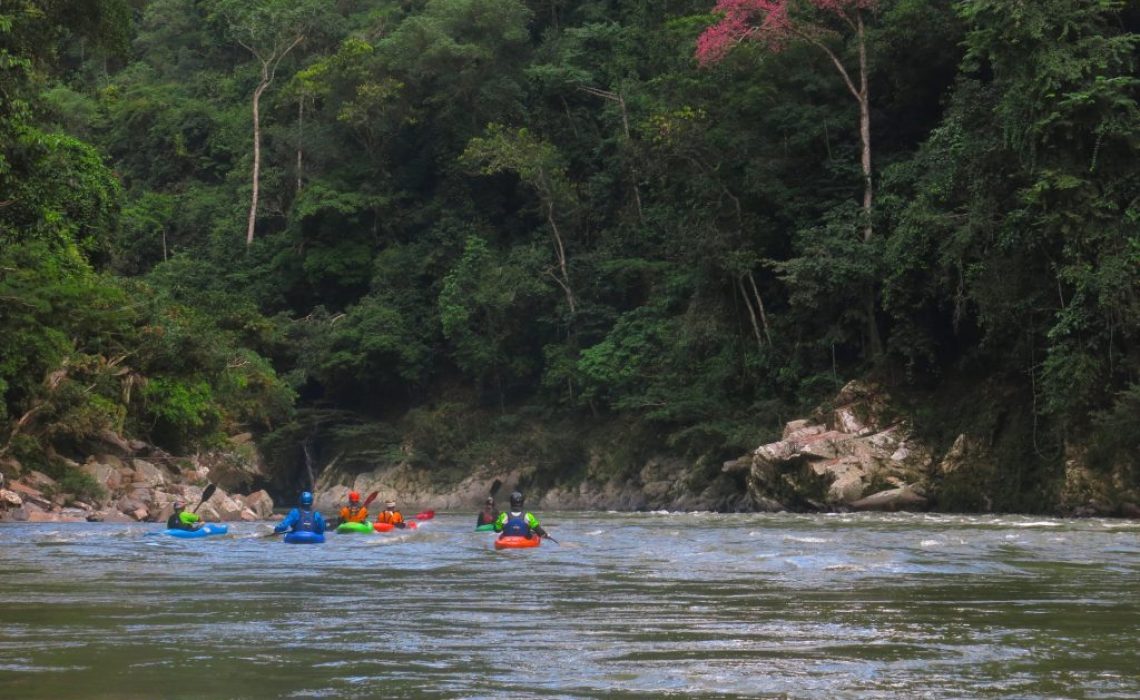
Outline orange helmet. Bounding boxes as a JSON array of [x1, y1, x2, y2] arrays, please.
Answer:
[[349, 491, 360, 503]]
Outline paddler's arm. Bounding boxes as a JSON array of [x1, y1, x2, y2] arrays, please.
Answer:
[[274, 508, 298, 533], [527, 513, 548, 538]]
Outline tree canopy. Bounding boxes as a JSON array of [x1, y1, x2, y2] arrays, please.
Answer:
[[2, 0, 1137, 509]]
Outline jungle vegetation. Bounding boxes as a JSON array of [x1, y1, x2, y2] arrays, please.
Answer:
[[1, 0, 1137, 509]]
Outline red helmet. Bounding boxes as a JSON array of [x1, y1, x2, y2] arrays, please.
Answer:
[[349, 491, 360, 503]]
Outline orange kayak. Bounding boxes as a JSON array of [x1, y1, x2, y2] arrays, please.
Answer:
[[495, 535, 541, 549], [373, 521, 417, 532]]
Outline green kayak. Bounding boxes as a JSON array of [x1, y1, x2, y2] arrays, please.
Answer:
[[336, 521, 375, 534], [475, 523, 495, 532]]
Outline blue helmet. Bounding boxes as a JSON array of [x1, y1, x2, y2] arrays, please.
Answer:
[[300, 491, 314, 507]]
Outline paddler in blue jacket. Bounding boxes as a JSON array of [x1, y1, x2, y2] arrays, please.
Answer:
[[274, 491, 326, 536], [493, 491, 549, 541]]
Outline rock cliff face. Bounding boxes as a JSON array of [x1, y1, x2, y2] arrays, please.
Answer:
[[6, 382, 1135, 520], [721, 380, 1138, 517], [722, 381, 934, 512], [304, 379, 1137, 517], [0, 433, 275, 524]]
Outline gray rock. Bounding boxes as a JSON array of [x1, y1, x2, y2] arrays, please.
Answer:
[[850, 485, 928, 512]]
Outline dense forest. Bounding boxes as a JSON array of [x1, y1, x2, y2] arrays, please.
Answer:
[[1, 0, 1137, 511]]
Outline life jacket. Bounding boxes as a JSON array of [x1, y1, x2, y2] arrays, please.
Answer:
[[502, 510, 531, 537], [377, 510, 403, 525], [340, 506, 368, 523], [295, 508, 318, 532], [167, 513, 192, 530], [477, 508, 498, 526]]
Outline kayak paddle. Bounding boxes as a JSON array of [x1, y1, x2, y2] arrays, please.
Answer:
[[191, 483, 217, 514]]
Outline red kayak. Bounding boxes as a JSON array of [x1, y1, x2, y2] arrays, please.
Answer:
[[374, 521, 417, 532], [415, 510, 435, 520], [494, 535, 541, 550]]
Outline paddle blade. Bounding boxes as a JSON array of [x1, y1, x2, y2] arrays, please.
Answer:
[[362, 491, 379, 508], [192, 483, 217, 513], [489, 479, 502, 498]]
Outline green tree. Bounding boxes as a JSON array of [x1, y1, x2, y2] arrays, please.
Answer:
[[439, 236, 550, 405], [207, 0, 335, 246]]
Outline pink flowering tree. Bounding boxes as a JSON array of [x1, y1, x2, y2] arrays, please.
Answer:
[[698, 0, 877, 241], [697, 0, 881, 355]]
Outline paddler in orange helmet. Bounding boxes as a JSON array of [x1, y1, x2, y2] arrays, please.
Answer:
[[335, 491, 369, 527], [375, 499, 406, 529]]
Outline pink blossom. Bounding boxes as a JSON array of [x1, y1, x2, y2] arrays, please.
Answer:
[[696, 0, 876, 66]]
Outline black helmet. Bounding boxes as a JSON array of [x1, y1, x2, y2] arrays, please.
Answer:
[[509, 491, 523, 509]]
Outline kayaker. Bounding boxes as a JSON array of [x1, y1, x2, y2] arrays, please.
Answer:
[[476, 496, 499, 527], [336, 491, 369, 526], [274, 491, 326, 536], [376, 500, 406, 529], [493, 491, 549, 540], [166, 501, 202, 531]]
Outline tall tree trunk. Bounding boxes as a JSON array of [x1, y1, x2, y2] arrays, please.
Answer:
[[855, 12, 882, 358], [856, 12, 872, 244], [240, 34, 305, 247], [802, 11, 881, 357], [245, 69, 269, 247], [296, 98, 305, 195], [578, 86, 643, 223], [546, 200, 576, 313], [747, 271, 773, 346], [739, 277, 765, 353]]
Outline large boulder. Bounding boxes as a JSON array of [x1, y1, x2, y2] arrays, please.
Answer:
[[88, 508, 135, 523], [130, 459, 168, 488], [930, 434, 997, 512], [81, 459, 122, 503], [728, 381, 934, 511], [851, 485, 928, 512], [194, 435, 269, 493], [200, 493, 246, 521], [240, 490, 275, 519], [1058, 445, 1140, 517]]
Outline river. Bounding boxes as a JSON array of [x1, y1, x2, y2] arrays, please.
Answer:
[[1, 512, 1137, 699]]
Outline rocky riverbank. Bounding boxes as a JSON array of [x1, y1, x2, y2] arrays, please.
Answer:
[[312, 381, 1140, 519], [3, 382, 1136, 522], [0, 432, 275, 524]]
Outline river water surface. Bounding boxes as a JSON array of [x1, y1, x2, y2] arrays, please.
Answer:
[[1, 512, 1137, 699]]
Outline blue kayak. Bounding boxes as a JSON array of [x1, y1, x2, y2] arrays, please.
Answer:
[[161, 523, 229, 539], [283, 530, 325, 544]]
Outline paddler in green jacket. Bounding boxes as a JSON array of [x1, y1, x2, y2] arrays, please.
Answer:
[[166, 501, 202, 531], [493, 491, 549, 540]]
